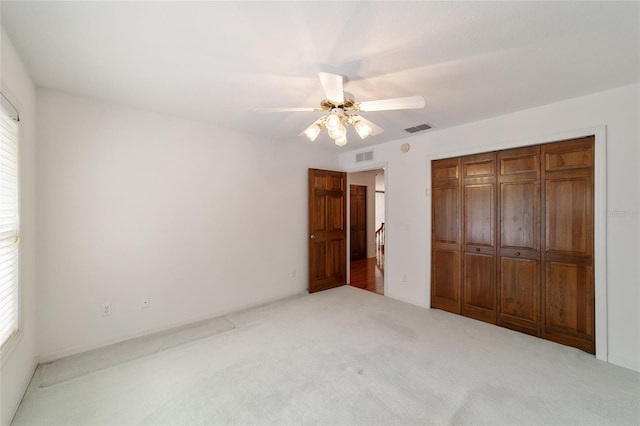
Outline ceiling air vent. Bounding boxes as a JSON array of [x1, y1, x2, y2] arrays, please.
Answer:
[[404, 123, 432, 134], [355, 150, 374, 163]]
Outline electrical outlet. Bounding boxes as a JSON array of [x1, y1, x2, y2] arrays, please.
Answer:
[[291, 269, 297, 278], [102, 303, 112, 316], [402, 273, 408, 283], [142, 296, 150, 308]]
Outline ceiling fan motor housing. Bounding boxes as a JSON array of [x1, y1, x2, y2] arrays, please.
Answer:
[[321, 98, 356, 111]]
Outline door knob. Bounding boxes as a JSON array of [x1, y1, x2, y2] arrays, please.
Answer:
[[310, 234, 317, 240]]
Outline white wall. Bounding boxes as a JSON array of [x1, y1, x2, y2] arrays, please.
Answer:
[[348, 172, 376, 258], [36, 89, 339, 361], [0, 30, 38, 426], [339, 83, 640, 372]]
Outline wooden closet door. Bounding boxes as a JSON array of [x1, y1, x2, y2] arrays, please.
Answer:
[[497, 146, 541, 335], [541, 137, 595, 353], [431, 157, 462, 314], [461, 153, 497, 324]]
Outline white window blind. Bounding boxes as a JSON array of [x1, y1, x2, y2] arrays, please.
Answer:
[[0, 100, 19, 349]]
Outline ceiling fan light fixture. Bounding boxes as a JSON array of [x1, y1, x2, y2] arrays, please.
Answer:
[[354, 119, 372, 139], [258, 72, 424, 147], [302, 121, 322, 141]]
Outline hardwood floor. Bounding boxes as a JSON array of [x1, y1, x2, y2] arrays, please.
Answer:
[[349, 257, 384, 295]]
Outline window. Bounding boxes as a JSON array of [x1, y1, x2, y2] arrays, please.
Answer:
[[0, 94, 19, 349]]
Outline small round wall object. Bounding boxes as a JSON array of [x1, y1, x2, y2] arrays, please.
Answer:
[[400, 143, 411, 153]]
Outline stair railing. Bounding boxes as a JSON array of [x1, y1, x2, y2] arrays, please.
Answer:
[[375, 222, 385, 270]]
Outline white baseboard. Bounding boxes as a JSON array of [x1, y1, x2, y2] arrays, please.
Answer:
[[607, 354, 640, 373], [39, 289, 307, 364], [7, 355, 39, 425]]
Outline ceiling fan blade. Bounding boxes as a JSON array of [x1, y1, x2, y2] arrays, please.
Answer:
[[318, 72, 344, 104], [354, 115, 384, 136], [254, 107, 317, 112], [358, 96, 425, 112]]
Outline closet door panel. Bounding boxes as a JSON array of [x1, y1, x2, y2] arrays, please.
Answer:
[[463, 158, 494, 178], [461, 153, 497, 324], [431, 157, 462, 314], [499, 257, 539, 334], [500, 152, 538, 176], [433, 186, 459, 244], [462, 252, 496, 322], [497, 146, 541, 335], [545, 178, 592, 256], [543, 262, 594, 351], [432, 249, 460, 313], [501, 182, 538, 250], [541, 137, 595, 354], [464, 185, 495, 247]]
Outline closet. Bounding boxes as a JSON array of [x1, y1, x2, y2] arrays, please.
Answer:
[[431, 136, 595, 354]]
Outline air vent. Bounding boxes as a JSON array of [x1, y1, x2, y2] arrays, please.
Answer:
[[355, 150, 374, 163], [404, 123, 432, 133]]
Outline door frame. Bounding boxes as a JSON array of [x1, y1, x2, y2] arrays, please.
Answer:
[[345, 162, 389, 295], [425, 125, 607, 362]]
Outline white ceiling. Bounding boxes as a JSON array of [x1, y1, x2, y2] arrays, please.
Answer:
[[2, 1, 639, 151]]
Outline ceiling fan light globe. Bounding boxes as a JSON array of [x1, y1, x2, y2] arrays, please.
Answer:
[[335, 136, 347, 147], [328, 128, 341, 139], [354, 120, 372, 139], [303, 124, 321, 141], [325, 114, 341, 131]]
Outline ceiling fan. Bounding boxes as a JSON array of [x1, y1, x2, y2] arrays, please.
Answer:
[[255, 72, 425, 146]]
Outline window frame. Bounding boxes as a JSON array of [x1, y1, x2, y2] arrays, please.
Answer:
[[0, 90, 22, 361]]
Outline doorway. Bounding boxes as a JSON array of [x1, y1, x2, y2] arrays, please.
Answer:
[[348, 169, 385, 295]]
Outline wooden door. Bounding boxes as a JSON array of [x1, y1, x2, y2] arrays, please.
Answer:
[[431, 157, 462, 314], [350, 185, 367, 261], [308, 169, 347, 293], [541, 137, 595, 353], [461, 152, 497, 324], [497, 146, 541, 336]]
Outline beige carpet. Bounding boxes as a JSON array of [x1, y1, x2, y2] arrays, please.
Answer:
[[12, 286, 640, 425]]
